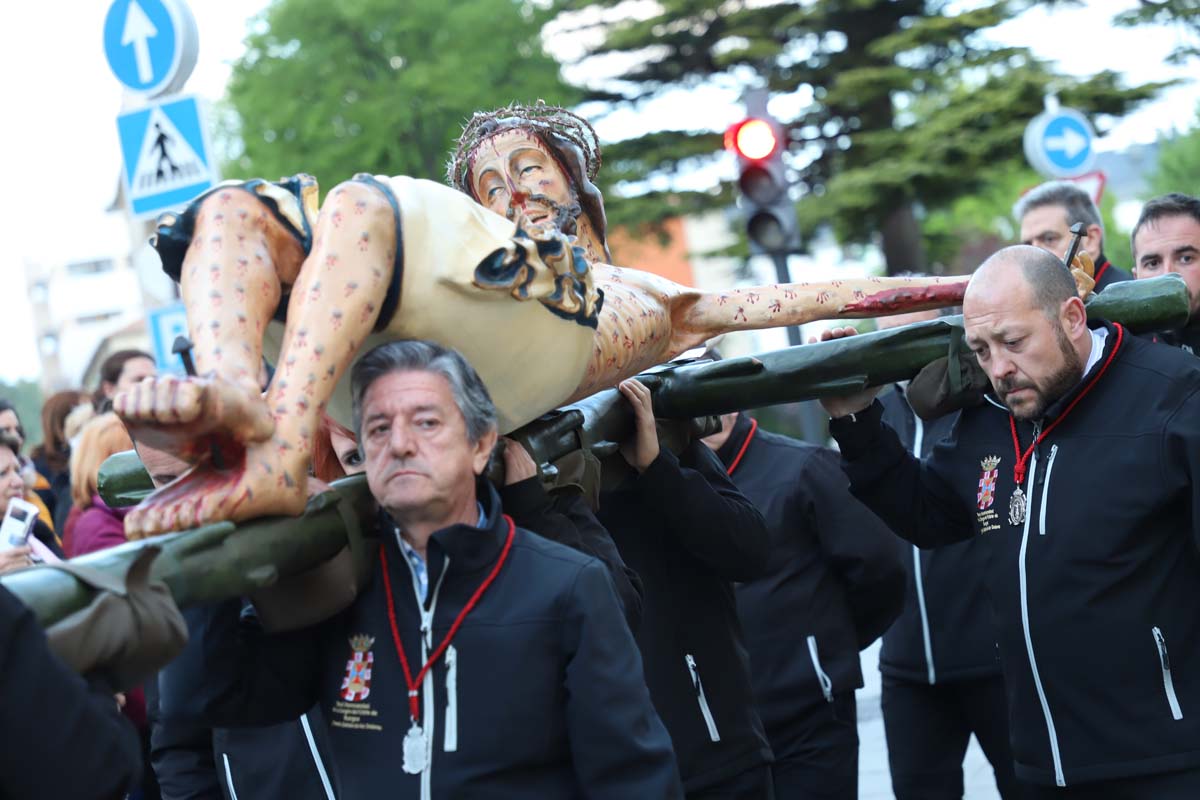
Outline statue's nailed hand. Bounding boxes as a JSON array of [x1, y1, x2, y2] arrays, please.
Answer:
[[812, 327, 882, 419], [619, 379, 660, 473]]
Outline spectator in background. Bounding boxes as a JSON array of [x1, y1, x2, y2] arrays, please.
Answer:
[[95, 349, 157, 412], [1014, 181, 1132, 292], [64, 400, 97, 450], [30, 389, 85, 531], [65, 412, 135, 558], [0, 399, 57, 537], [0, 400, 26, 446], [0, 432, 62, 574], [1132, 193, 1200, 354]]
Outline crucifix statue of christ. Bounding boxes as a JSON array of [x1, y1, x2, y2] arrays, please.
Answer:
[[114, 102, 969, 538]]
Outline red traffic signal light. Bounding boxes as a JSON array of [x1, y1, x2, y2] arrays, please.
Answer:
[[725, 118, 779, 161]]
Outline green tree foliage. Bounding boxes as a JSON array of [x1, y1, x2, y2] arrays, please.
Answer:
[[1149, 112, 1200, 198], [224, 0, 578, 185], [555, 0, 1168, 274]]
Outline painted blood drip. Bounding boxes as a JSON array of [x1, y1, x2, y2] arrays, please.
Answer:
[[840, 281, 967, 314]]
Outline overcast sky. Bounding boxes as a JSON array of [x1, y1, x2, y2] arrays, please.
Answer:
[[0, 0, 1196, 383]]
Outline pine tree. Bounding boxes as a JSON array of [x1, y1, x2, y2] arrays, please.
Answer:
[[556, 0, 1169, 274]]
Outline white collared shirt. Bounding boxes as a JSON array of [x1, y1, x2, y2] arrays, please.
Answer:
[[1084, 327, 1109, 375]]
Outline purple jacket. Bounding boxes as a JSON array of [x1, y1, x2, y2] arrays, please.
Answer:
[[67, 496, 130, 558]]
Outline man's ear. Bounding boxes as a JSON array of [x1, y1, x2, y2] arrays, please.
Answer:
[[472, 428, 500, 475], [1086, 223, 1104, 255], [1060, 295, 1089, 337]]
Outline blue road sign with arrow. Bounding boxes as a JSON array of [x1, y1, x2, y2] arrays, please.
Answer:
[[1023, 107, 1096, 179], [117, 95, 217, 219], [103, 0, 198, 96]]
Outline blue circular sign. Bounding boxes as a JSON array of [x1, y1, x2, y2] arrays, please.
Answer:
[[1023, 108, 1096, 178], [103, 0, 197, 96]]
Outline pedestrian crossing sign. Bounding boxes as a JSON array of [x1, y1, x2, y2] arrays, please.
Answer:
[[117, 94, 217, 219]]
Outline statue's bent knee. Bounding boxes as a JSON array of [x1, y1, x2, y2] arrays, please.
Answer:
[[321, 173, 404, 333], [151, 174, 320, 282]]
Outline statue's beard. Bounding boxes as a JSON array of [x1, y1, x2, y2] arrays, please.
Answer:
[[507, 193, 582, 237]]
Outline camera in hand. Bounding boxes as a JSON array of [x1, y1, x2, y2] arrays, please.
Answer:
[[1, 497, 39, 549]]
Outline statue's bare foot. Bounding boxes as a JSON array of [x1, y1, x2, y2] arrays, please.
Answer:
[[125, 437, 308, 539], [113, 375, 275, 463]]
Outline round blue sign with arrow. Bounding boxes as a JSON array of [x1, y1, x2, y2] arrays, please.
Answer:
[[1023, 107, 1097, 179], [103, 0, 198, 96]]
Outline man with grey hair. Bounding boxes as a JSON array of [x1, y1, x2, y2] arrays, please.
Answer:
[[1015, 180, 1132, 291], [159, 339, 683, 798], [816, 245, 1200, 796]]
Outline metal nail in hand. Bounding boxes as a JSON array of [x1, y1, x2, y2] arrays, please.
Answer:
[[171, 336, 198, 377], [1063, 222, 1085, 268]]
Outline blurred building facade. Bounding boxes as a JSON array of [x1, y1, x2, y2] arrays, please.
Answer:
[[25, 251, 149, 392], [24, 182, 178, 393]]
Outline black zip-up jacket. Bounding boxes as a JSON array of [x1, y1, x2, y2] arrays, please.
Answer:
[[152, 478, 628, 800], [878, 387, 1001, 684], [151, 694, 336, 800], [0, 585, 142, 800], [1148, 321, 1200, 357], [211, 710, 335, 800], [159, 484, 682, 799], [831, 322, 1200, 787], [597, 442, 772, 793], [1092, 252, 1133, 293], [500, 476, 644, 632], [714, 414, 906, 732]]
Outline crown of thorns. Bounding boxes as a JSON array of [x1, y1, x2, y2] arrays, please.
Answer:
[[447, 102, 602, 192]]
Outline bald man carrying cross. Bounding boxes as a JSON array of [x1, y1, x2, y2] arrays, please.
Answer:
[[820, 245, 1200, 797]]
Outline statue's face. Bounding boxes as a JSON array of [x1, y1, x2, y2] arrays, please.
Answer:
[[469, 129, 575, 229]]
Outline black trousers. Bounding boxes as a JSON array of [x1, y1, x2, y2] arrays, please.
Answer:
[[882, 673, 1023, 800], [754, 691, 858, 800], [687, 764, 776, 800], [1025, 765, 1200, 799]]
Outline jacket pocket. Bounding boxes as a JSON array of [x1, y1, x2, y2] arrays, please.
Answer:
[[444, 644, 458, 752], [1153, 627, 1184, 721], [807, 635, 834, 703], [685, 654, 720, 742]]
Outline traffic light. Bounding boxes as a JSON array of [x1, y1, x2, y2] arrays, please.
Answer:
[[725, 113, 798, 254]]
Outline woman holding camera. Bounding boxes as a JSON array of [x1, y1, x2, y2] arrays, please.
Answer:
[[0, 432, 60, 574]]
